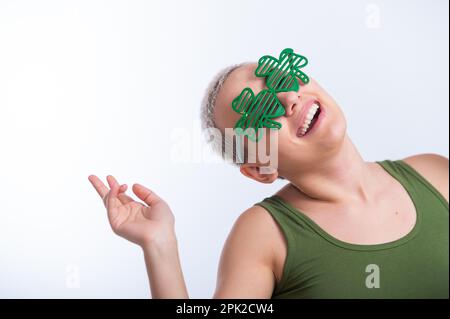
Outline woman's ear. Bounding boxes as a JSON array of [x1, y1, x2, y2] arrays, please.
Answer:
[[239, 164, 279, 184]]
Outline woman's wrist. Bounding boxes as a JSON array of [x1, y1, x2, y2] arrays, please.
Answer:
[[141, 232, 189, 299], [141, 232, 179, 258]]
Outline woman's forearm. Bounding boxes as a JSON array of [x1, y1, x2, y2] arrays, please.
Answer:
[[142, 238, 189, 299]]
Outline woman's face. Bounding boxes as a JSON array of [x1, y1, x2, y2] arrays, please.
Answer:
[[214, 63, 348, 179]]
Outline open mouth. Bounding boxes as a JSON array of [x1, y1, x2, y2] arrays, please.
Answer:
[[297, 102, 321, 137]]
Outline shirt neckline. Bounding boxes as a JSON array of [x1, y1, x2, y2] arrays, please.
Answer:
[[269, 160, 422, 252]]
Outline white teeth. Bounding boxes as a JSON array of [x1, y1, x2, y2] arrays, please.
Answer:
[[298, 103, 320, 136], [301, 104, 319, 128]]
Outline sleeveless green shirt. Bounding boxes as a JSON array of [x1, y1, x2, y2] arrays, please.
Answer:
[[256, 160, 449, 299]]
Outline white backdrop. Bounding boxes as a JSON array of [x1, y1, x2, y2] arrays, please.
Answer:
[[0, 0, 448, 298]]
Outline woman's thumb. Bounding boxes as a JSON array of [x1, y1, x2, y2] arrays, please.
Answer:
[[132, 183, 163, 206]]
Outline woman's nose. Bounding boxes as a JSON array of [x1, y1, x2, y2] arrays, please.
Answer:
[[276, 91, 299, 117]]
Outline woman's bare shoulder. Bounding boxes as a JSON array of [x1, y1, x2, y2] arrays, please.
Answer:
[[402, 153, 449, 202]]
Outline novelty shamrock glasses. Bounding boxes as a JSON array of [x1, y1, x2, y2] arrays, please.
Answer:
[[231, 48, 310, 142]]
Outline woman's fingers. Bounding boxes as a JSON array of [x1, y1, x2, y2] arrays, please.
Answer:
[[114, 183, 132, 203], [118, 193, 135, 205], [132, 183, 163, 206], [117, 185, 136, 205], [106, 181, 122, 221], [88, 175, 109, 199], [107, 175, 120, 189], [90, 175, 137, 207]]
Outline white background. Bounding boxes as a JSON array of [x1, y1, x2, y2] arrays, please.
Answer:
[[0, 0, 448, 298]]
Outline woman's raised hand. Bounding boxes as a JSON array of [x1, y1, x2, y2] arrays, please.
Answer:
[[88, 175, 176, 248]]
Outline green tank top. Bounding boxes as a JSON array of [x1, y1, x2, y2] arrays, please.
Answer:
[[255, 160, 449, 299]]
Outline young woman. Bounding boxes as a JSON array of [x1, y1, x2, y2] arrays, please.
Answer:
[[88, 62, 449, 299]]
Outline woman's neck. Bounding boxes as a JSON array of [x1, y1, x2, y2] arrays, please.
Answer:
[[286, 136, 380, 205]]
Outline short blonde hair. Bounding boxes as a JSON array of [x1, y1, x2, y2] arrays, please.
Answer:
[[200, 62, 251, 165]]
